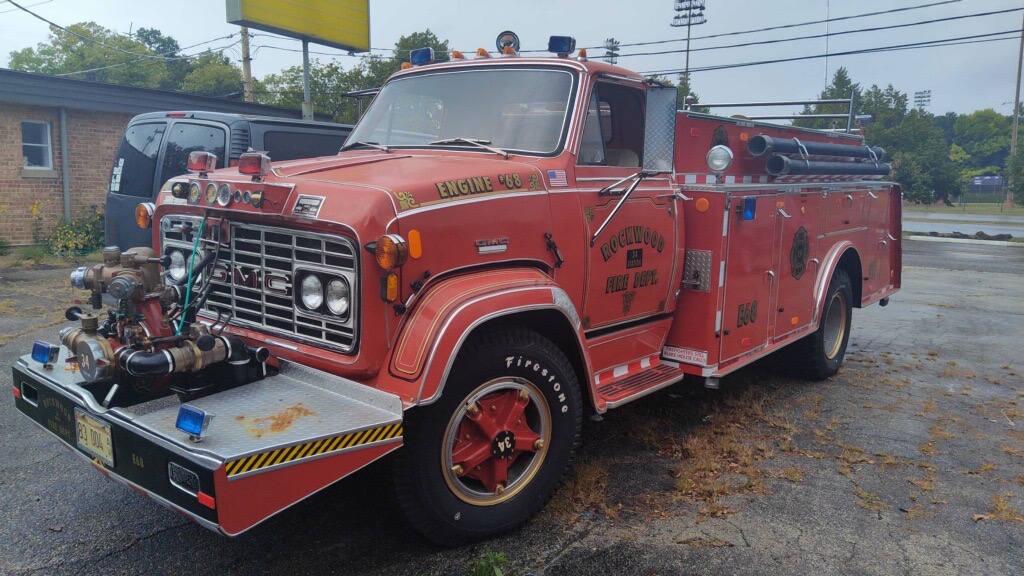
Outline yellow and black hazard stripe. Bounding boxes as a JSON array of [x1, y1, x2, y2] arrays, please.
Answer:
[[224, 422, 403, 478]]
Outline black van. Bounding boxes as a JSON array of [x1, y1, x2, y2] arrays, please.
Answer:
[[105, 111, 352, 249]]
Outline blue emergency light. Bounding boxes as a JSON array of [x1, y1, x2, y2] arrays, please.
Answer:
[[31, 340, 59, 366], [409, 47, 434, 66], [176, 405, 213, 439], [548, 36, 576, 54], [742, 197, 757, 221]]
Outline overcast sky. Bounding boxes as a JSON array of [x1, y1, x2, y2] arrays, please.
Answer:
[[0, 0, 1019, 117]]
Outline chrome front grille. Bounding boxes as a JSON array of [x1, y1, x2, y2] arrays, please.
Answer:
[[161, 216, 359, 353]]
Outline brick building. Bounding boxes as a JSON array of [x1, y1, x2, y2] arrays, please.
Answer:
[[0, 69, 309, 246]]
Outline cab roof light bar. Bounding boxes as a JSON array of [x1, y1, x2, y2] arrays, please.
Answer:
[[548, 36, 576, 57], [409, 47, 434, 66]]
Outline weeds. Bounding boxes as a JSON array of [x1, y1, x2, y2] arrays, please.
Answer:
[[467, 551, 507, 576]]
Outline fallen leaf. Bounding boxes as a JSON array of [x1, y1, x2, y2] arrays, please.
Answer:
[[972, 514, 990, 522]]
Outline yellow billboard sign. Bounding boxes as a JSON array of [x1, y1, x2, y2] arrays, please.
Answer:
[[226, 0, 369, 52]]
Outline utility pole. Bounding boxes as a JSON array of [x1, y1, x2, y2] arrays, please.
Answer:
[[824, 0, 829, 87], [671, 1, 707, 86], [1008, 10, 1024, 209], [301, 39, 313, 120], [240, 26, 253, 102]]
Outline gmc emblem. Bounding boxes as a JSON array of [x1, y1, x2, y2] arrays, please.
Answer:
[[210, 263, 291, 296]]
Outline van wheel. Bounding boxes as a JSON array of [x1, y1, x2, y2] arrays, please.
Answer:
[[793, 269, 853, 380], [394, 328, 582, 546]]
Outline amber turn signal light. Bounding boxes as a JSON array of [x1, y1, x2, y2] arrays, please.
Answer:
[[135, 203, 155, 229], [381, 272, 400, 302], [375, 234, 408, 270]]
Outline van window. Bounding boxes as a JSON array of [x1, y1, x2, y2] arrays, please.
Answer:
[[110, 122, 165, 196], [160, 122, 226, 184], [262, 130, 346, 161]]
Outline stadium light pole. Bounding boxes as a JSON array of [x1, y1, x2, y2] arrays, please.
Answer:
[[671, 1, 708, 86]]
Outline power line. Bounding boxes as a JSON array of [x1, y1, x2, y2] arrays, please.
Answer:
[[5, 0, 204, 61], [615, 6, 1021, 59], [643, 29, 1021, 76], [0, 0, 50, 15], [54, 36, 239, 77], [572, 0, 964, 52]]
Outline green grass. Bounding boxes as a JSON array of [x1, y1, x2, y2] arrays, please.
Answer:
[[903, 203, 1024, 217]]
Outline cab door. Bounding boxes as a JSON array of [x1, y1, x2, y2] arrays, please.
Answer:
[[576, 81, 677, 330]]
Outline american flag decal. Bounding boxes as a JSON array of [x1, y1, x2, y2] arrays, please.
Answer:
[[547, 169, 567, 187]]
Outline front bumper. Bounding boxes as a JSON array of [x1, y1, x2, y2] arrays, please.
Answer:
[[12, 353, 403, 536]]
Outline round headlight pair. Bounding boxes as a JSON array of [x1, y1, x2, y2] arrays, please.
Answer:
[[167, 250, 188, 282], [300, 274, 350, 316]]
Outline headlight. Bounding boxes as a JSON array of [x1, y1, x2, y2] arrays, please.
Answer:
[[300, 274, 323, 310], [325, 279, 350, 316], [168, 250, 187, 282]]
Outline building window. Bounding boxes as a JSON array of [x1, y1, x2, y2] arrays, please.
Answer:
[[22, 121, 53, 169]]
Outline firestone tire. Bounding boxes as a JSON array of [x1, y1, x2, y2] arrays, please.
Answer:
[[793, 269, 853, 380], [393, 328, 582, 546]]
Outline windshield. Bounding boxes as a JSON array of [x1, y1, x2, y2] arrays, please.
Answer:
[[346, 68, 576, 155]]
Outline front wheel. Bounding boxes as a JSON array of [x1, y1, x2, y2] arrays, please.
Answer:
[[394, 328, 582, 545], [791, 269, 853, 380]]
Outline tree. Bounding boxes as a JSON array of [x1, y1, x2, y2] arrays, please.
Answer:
[[952, 109, 1011, 174], [135, 27, 191, 90], [257, 29, 451, 123], [794, 67, 862, 130], [8, 22, 169, 88], [7, 23, 244, 96], [646, 74, 704, 111], [180, 50, 243, 97]]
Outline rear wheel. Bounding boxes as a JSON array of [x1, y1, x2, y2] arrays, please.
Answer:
[[394, 328, 582, 545], [791, 269, 853, 380]]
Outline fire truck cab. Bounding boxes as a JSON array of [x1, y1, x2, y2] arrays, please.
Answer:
[[13, 36, 900, 545]]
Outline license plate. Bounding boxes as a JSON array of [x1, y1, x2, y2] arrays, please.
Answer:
[[75, 408, 114, 466]]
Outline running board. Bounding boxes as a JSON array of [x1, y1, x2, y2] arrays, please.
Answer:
[[595, 363, 686, 409]]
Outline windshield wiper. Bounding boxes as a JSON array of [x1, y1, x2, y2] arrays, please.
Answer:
[[340, 140, 391, 153], [428, 137, 509, 159]]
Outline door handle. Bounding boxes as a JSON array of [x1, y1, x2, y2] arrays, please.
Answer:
[[868, 191, 878, 199], [765, 270, 776, 284], [887, 233, 897, 241], [777, 208, 792, 219]]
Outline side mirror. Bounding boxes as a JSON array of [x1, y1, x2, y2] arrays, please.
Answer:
[[643, 86, 676, 172]]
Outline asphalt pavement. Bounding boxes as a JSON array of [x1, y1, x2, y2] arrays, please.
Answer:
[[1, 240, 1022, 576]]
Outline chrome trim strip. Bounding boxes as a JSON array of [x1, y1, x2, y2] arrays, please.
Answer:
[[416, 294, 587, 406]]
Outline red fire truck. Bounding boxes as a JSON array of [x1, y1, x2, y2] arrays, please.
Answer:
[[12, 35, 900, 545]]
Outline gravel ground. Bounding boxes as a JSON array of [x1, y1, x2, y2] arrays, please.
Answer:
[[1, 241, 1021, 576]]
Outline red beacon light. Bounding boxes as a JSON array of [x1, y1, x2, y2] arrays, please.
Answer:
[[187, 151, 217, 173], [238, 152, 270, 178]]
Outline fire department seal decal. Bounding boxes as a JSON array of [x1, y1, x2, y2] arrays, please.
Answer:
[[790, 226, 809, 280]]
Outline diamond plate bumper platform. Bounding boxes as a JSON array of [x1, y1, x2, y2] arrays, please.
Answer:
[[12, 353, 403, 535]]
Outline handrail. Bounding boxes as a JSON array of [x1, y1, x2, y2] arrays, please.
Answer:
[[683, 91, 858, 133]]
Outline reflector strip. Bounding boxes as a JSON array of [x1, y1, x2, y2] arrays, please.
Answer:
[[224, 423, 403, 478]]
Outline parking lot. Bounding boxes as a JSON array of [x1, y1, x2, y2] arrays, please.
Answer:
[[1, 239, 1022, 576]]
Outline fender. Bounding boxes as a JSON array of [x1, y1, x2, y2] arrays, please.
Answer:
[[386, 268, 591, 405], [811, 240, 859, 325]]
